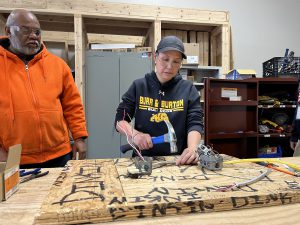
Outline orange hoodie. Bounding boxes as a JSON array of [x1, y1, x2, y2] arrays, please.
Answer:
[[0, 37, 88, 165]]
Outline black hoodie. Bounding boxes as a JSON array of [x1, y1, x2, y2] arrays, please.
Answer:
[[115, 71, 204, 156]]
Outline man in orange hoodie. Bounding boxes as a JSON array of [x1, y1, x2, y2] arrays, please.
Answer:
[[0, 9, 88, 168]]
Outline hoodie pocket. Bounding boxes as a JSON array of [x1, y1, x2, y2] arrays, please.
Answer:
[[39, 110, 68, 149], [0, 111, 40, 153]]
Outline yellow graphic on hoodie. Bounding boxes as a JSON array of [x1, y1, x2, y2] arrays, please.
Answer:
[[150, 113, 170, 122], [139, 96, 184, 122]]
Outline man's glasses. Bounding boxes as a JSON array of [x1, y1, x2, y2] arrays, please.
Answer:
[[157, 56, 182, 68], [10, 25, 41, 36]]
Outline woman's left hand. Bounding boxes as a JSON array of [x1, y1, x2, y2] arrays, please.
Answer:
[[176, 147, 198, 165]]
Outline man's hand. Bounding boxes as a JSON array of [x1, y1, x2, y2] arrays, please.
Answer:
[[176, 147, 198, 165], [0, 147, 8, 162], [72, 138, 87, 160], [290, 141, 297, 151]]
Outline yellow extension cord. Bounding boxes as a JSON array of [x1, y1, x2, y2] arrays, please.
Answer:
[[224, 158, 300, 171]]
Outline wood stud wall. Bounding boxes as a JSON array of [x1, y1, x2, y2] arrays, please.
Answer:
[[74, 14, 87, 102], [0, 14, 5, 36], [0, 0, 231, 104]]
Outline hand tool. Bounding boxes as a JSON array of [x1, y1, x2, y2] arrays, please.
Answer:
[[20, 168, 41, 177], [224, 158, 300, 171], [120, 120, 177, 154], [20, 171, 49, 183], [256, 162, 300, 176]]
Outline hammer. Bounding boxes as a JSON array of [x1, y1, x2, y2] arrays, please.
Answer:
[[120, 120, 178, 154]]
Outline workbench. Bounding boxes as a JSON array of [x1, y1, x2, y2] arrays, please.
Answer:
[[1, 157, 300, 225]]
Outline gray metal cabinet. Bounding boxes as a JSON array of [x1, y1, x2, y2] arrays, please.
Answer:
[[86, 51, 152, 159]]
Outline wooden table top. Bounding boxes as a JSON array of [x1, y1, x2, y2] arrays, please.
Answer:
[[1, 157, 300, 225]]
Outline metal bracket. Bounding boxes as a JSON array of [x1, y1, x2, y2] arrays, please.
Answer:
[[197, 144, 223, 171]]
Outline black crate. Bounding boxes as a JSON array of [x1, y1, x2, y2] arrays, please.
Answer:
[[263, 57, 300, 78]]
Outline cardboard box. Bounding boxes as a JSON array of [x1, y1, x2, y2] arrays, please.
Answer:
[[0, 144, 21, 201], [133, 47, 152, 53], [183, 43, 200, 65]]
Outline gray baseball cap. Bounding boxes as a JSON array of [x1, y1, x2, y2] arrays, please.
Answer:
[[156, 36, 187, 59]]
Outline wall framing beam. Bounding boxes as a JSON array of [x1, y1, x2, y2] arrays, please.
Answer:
[[0, 14, 6, 36], [42, 31, 145, 46], [0, 0, 229, 25], [74, 14, 87, 103]]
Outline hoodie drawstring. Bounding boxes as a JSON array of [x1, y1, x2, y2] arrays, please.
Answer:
[[41, 52, 46, 81], [4, 51, 15, 123]]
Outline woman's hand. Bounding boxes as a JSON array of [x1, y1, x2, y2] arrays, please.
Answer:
[[132, 132, 153, 150], [176, 147, 198, 165]]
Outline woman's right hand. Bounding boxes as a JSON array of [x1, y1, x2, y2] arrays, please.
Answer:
[[133, 132, 153, 150]]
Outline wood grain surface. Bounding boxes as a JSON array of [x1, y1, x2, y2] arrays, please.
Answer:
[[34, 156, 300, 225]]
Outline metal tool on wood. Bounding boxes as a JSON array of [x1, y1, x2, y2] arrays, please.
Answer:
[[20, 168, 49, 183], [127, 156, 153, 178], [127, 157, 176, 178], [197, 144, 223, 171], [120, 120, 177, 154]]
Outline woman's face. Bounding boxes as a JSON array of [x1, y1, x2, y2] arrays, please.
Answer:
[[155, 51, 182, 84]]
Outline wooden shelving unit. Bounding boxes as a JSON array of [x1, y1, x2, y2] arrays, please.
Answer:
[[0, 1, 231, 108], [204, 77, 298, 158], [258, 77, 298, 157]]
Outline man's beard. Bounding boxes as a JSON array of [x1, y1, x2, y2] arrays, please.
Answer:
[[10, 35, 41, 56]]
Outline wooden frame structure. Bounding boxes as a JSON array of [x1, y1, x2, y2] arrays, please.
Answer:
[[0, 0, 231, 104]]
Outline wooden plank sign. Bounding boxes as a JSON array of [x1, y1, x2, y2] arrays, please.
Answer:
[[35, 156, 300, 224]]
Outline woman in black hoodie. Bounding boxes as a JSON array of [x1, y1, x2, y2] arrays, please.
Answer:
[[115, 36, 204, 165]]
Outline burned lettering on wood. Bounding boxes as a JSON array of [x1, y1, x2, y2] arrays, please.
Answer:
[[152, 203, 181, 216], [109, 197, 127, 205], [109, 207, 127, 220], [236, 185, 258, 192], [183, 201, 215, 213], [53, 172, 68, 187], [52, 184, 105, 205], [231, 196, 249, 208], [143, 194, 162, 202], [149, 187, 169, 195], [177, 174, 207, 181], [162, 195, 181, 203], [171, 187, 203, 200], [285, 180, 300, 190], [133, 205, 147, 218], [130, 196, 145, 203]]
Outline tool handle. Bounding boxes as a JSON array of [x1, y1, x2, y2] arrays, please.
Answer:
[[20, 168, 41, 177], [120, 135, 165, 154], [151, 135, 165, 144], [120, 144, 134, 154]]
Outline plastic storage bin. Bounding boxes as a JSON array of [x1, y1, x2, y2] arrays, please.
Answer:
[[263, 57, 300, 78], [258, 145, 282, 158]]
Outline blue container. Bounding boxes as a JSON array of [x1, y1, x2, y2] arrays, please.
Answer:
[[258, 145, 282, 158]]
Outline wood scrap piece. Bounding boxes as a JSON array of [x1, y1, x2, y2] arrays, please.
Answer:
[[35, 159, 126, 224]]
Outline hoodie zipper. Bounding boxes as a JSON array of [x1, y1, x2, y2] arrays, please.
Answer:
[[25, 64, 43, 152]]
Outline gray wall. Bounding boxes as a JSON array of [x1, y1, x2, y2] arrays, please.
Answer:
[[104, 0, 300, 76]]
